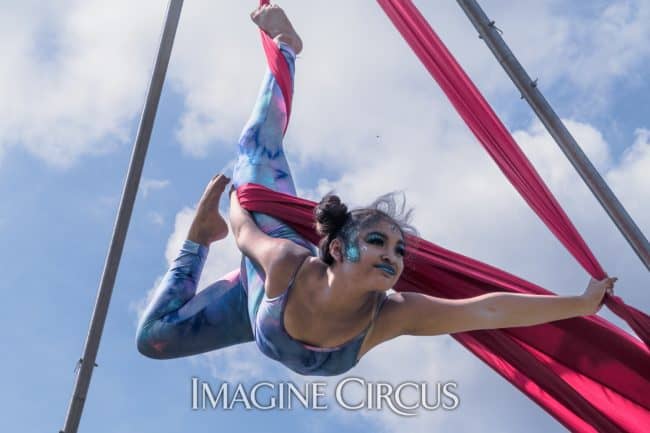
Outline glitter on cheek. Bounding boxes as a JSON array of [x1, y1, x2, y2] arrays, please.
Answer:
[[344, 241, 360, 262], [342, 227, 361, 262]]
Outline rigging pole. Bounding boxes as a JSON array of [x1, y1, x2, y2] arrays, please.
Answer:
[[457, 0, 650, 272], [59, 1, 184, 432]]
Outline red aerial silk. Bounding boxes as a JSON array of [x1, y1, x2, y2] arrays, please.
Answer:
[[258, 0, 294, 135], [375, 0, 650, 348], [255, 0, 650, 431], [238, 184, 649, 433]]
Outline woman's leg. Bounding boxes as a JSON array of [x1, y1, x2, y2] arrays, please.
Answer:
[[232, 41, 316, 333], [233, 41, 297, 194], [137, 17, 310, 359], [136, 241, 254, 359]]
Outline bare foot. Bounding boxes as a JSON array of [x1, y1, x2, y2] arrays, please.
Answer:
[[187, 174, 230, 246], [250, 4, 303, 55]]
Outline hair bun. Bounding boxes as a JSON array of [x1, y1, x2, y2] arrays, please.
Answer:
[[314, 193, 349, 237]]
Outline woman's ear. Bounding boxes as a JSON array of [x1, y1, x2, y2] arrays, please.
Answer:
[[329, 238, 343, 263]]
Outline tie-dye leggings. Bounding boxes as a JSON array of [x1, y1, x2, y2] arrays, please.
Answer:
[[136, 42, 314, 359]]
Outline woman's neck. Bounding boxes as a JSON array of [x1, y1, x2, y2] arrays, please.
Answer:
[[304, 260, 376, 320]]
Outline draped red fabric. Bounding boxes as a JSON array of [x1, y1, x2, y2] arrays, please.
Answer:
[[254, 0, 650, 430], [375, 0, 650, 350], [238, 184, 650, 432], [258, 0, 293, 134]]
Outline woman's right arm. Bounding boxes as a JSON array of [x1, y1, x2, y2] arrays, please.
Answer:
[[229, 187, 309, 290], [229, 187, 283, 274]]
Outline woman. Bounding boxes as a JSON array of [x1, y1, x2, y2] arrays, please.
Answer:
[[136, 4, 616, 376]]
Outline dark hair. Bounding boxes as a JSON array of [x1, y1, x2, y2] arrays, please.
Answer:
[[314, 190, 419, 266]]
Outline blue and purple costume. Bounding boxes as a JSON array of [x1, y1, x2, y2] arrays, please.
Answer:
[[136, 42, 388, 376]]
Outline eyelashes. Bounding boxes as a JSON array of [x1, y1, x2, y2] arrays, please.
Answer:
[[366, 236, 405, 256]]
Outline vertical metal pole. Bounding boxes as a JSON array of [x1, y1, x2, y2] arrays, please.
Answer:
[[457, 0, 650, 272], [59, 1, 184, 432]]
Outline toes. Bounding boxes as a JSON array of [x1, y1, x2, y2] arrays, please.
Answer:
[[251, 4, 271, 18]]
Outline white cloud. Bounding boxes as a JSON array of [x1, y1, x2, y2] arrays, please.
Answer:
[[609, 128, 650, 228], [83, 193, 120, 221], [3, 0, 648, 174], [146, 211, 164, 226], [514, 119, 612, 184], [0, 0, 166, 169], [129, 273, 164, 327], [140, 178, 170, 198], [560, 1, 650, 97], [161, 0, 650, 178], [433, 0, 650, 113]]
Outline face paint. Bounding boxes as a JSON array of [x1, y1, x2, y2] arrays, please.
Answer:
[[340, 226, 361, 262], [343, 241, 360, 262], [336, 216, 403, 264]]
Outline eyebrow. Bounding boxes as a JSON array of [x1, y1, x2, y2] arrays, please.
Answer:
[[367, 231, 406, 247]]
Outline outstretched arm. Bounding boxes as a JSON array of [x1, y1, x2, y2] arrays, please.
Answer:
[[394, 276, 617, 336]]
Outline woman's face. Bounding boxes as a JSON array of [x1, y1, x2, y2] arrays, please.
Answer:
[[337, 218, 406, 290]]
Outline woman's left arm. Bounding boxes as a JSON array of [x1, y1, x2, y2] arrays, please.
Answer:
[[392, 276, 617, 337], [477, 275, 617, 328], [465, 286, 602, 330]]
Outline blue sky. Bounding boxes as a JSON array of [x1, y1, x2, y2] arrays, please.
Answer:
[[1, 1, 649, 432]]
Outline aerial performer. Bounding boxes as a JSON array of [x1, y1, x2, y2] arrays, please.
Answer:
[[136, 4, 616, 377]]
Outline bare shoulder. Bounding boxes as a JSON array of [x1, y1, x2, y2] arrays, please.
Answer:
[[357, 292, 408, 359], [264, 242, 314, 298], [358, 291, 486, 360], [359, 290, 500, 361]]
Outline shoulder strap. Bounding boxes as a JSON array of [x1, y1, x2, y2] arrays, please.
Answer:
[[286, 254, 310, 290], [374, 292, 390, 317], [365, 292, 390, 335]]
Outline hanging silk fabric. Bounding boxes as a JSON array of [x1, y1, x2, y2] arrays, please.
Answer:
[[254, 1, 650, 431], [238, 184, 649, 432]]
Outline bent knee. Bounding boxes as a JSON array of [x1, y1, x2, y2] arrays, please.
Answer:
[[136, 337, 161, 359], [136, 328, 173, 360]]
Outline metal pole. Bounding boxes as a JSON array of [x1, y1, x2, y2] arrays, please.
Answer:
[[457, 0, 650, 272], [59, 1, 184, 432]]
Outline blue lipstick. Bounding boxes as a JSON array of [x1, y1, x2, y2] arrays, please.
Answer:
[[375, 264, 396, 276]]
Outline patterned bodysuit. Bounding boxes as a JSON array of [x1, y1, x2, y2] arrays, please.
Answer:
[[136, 42, 388, 376]]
